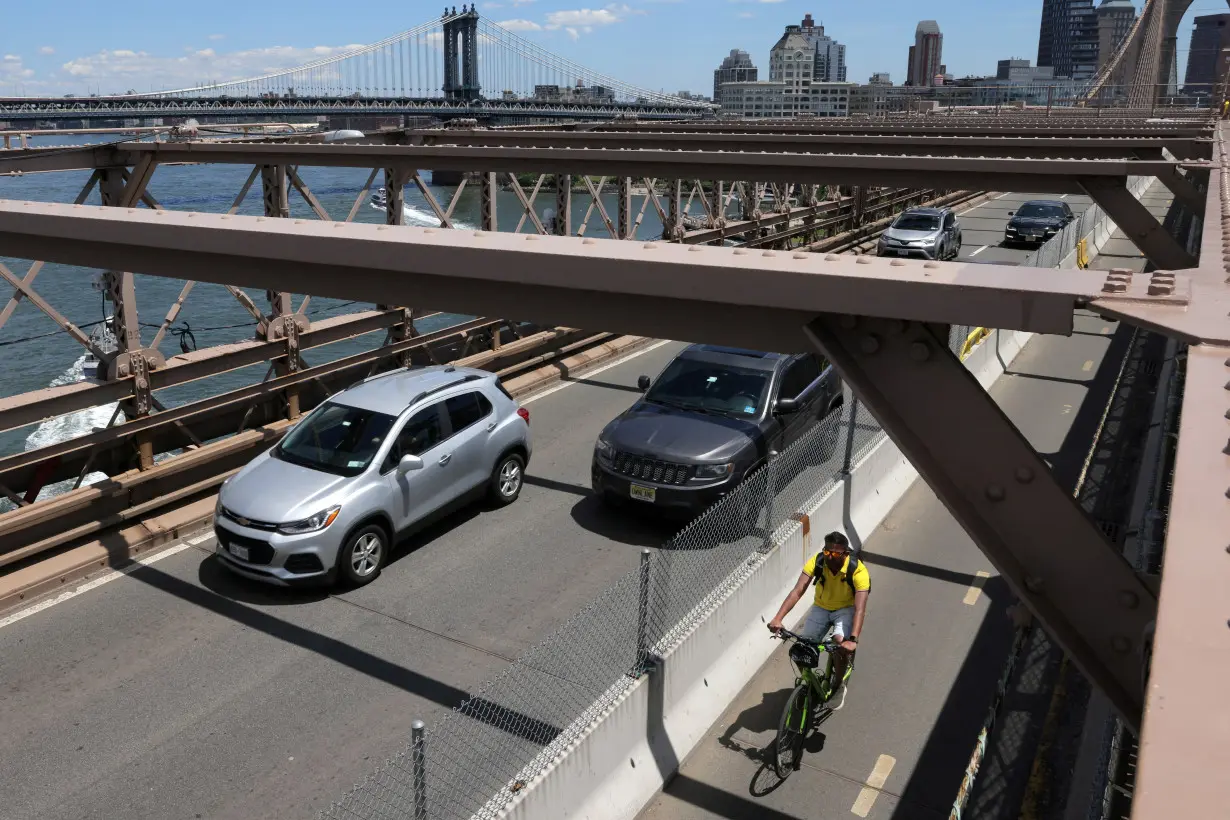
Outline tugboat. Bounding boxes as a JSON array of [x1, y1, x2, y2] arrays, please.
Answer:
[[82, 320, 118, 381]]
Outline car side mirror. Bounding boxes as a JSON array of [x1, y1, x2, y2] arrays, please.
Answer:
[[397, 454, 424, 473], [1007, 211, 1015, 216], [637, 375, 651, 391], [776, 396, 800, 414]]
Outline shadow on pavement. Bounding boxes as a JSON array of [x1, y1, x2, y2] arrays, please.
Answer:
[[889, 323, 1133, 818], [568, 494, 681, 549]]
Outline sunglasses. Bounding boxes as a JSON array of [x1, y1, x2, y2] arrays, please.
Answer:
[[822, 546, 848, 556]]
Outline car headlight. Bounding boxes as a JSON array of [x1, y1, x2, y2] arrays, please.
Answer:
[[594, 436, 614, 465], [277, 505, 341, 535], [693, 463, 734, 480]]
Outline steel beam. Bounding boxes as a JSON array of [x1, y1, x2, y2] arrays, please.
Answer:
[[85, 142, 1196, 193], [404, 128, 1213, 160], [804, 314, 1156, 729], [0, 200, 1125, 342], [0, 309, 418, 436], [1079, 176, 1196, 270]]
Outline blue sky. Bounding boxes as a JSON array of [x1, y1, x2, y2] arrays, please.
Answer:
[[0, 0, 1218, 97]]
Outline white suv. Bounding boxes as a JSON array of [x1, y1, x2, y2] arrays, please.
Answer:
[[213, 365, 532, 587]]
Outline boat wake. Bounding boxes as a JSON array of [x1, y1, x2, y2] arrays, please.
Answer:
[[0, 355, 119, 513]]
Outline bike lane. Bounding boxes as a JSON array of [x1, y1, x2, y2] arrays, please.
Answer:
[[635, 310, 1134, 820]]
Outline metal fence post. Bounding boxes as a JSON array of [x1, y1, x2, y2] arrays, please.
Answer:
[[412, 720, 426, 820], [636, 549, 651, 673], [762, 449, 779, 552]]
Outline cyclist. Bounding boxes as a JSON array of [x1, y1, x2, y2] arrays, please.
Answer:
[[767, 531, 869, 708]]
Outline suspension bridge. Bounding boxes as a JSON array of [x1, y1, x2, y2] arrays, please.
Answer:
[[0, 8, 714, 123]]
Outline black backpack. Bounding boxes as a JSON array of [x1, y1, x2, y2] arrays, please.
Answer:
[[812, 553, 863, 596]]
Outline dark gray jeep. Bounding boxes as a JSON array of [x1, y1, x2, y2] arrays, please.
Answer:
[[591, 345, 844, 517]]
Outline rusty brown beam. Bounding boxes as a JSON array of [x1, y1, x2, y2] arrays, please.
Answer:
[[0, 308, 432, 436], [0, 199, 1117, 344]]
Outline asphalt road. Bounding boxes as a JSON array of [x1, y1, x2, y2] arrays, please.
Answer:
[[0, 192, 1097, 820], [953, 191, 1092, 264], [0, 340, 691, 820], [636, 310, 1132, 820]]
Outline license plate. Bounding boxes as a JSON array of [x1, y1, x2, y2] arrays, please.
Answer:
[[629, 484, 656, 503], [229, 543, 250, 561]]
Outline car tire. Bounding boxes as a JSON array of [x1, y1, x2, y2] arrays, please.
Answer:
[[489, 452, 525, 507], [337, 524, 389, 587]]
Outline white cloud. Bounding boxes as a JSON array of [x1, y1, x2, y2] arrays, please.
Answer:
[[566, 27, 580, 40], [55, 43, 365, 92], [544, 8, 619, 29], [0, 54, 37, 88], [208, 34, 225, 41], [498, 18, 543, 31], [39, 46, 56, 55]]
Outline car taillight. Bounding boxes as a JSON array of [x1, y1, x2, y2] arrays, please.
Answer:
[[517, 407, 530, 424]]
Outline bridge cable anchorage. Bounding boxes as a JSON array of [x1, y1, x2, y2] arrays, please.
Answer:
[[76, 10, 711, 111]]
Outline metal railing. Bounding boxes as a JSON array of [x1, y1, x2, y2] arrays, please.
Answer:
[[320, 328, 980, 820]]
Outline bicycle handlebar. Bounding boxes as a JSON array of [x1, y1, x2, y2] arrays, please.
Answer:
[[770, 627, 844, 652]]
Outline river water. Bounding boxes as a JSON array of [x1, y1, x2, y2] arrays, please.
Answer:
[[0, 133, 692, 500]]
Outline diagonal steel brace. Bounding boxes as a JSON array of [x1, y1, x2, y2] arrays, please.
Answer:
[[804, 314, 1156, 731]]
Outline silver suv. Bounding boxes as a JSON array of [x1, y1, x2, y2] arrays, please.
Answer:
[[876, 206, 962, 261], [213, 365, 532, 587]]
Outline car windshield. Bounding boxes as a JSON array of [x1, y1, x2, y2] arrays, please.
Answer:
[[274, 402, 397, 477], [646, 357, 770, 418], [1016, 203, 1066, 219], [892, 213, 940, 231]]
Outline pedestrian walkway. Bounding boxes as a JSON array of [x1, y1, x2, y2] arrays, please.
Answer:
[[634, 197, 1170, 819]]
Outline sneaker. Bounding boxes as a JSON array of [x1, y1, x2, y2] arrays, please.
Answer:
[[827, 683, 847, 711]]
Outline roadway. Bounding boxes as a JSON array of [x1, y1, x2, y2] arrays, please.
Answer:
[[0, 191, 1093, 820]]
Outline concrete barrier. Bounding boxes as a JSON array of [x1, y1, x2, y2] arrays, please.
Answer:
[[1057, 174, 1155, 269], [489, 327, 1034, 820]]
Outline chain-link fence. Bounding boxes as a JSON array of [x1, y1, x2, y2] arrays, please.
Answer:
[[321, 328, 983, 820], [1018, 175, 1154, 271]]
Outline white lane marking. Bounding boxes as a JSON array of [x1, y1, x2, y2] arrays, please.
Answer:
[[969, 245, 988, 257], [851, 754, 897, 817], [0, 538, 206, 631], [1060, 194, 1069, 199], [1082, 360, 1094, 372], [521, 339, 673, 404], [963, 571, 992, 606]]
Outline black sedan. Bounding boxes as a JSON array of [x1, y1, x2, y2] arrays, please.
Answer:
[[1003, 200, 1075, 247]]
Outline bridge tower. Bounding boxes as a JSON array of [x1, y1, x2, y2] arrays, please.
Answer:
[[442, 6, 481, 101]]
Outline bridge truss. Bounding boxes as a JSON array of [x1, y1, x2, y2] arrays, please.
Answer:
[[0, 114, 1226, 818]]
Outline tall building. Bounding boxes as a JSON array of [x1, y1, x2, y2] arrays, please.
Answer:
[[1038, 0, 1099, 81], [1183, 14, 1230, 96], [797, 14, 847, 82], [713, 49, 758, 107], [1096, 0, 1137, 91], [908, 21, 944, 87]]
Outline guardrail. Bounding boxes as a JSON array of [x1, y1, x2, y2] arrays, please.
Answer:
[[318, 322, 1031, 820]]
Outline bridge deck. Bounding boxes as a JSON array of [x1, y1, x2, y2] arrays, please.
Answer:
[[0, 191, 1110, 820]]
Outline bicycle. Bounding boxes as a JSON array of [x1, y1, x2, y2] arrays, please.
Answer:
[[768, 627, 853, 778]]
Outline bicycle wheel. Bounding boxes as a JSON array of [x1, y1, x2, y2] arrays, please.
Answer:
[[772, 684, 810, 778]]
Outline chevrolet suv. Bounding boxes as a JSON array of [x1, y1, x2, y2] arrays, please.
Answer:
[[591, 345, 843, 518], [213, 365, 531, 587], [877, 206, 963, 261]]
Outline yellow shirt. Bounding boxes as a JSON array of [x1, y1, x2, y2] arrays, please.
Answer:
[[803, 554, 870, 611]]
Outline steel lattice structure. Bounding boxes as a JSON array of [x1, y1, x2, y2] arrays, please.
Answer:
[[0, 114, 1226, 817]]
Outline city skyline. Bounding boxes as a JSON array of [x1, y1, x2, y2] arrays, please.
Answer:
[[1, 0, 1201, 98]]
